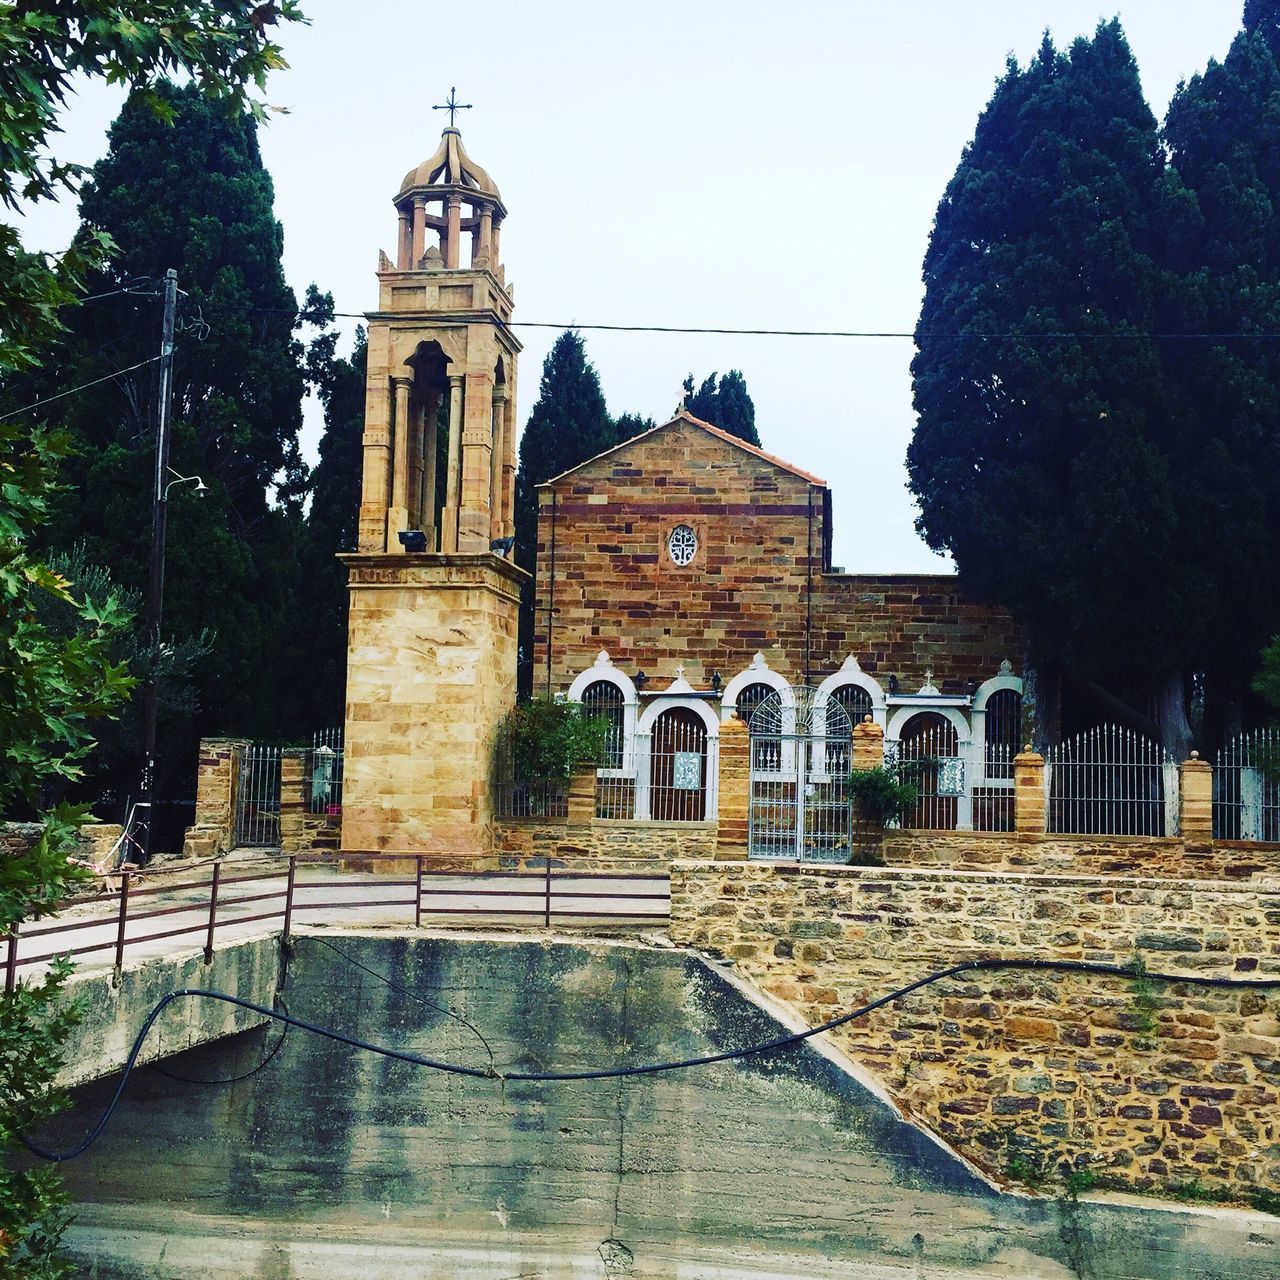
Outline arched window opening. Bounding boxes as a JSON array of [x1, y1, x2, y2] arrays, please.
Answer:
[[650, 708, 708, 821], [984, 689, 1022, 780], [897, 712, 961, 830], [738, 681, 779, 770], [826, 684, 872, 773], [581, 680, 625, 769]]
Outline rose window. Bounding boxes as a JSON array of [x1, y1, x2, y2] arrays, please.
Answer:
[[667, 524, 698, 566]]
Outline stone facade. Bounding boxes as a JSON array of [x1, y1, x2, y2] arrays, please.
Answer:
[[671, 860, 1280, 1206], [496, 818, 717, 870], [533, 414, 1022, 696], [342, 554, 523, 855], [182, 738, 249, 859]]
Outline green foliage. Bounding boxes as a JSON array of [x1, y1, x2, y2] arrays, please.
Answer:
[[0, 5, 304, 1271], [848, 766, 918, 827], [909, 14, 1280, 741], [7, 81, 339, 769], [497, 697, 610, 782], [612, 412, 655, 443], [681, 369, 760, 445], [293, 327, 367, 731], [1254, 636, 1280, 711]]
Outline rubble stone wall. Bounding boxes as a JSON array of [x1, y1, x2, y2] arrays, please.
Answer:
[[671, 860, 1280, 1206]]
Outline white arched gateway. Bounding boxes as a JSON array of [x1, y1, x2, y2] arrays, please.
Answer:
[[635, 677, 720, 821]]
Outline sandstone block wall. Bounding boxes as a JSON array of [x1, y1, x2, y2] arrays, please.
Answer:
[[533, 417, 1020, 696], [342, 553, 523, 854], [671, 860, 1280, 1206], [880, 830, 1280, 883], [496, 818, 716, 870]]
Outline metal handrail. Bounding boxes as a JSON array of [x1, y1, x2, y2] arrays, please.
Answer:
[[3, 857, 671, 989]]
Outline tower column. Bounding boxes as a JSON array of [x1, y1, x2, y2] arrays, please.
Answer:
[[477, 203, 494, 263], [421, 384, 440, 550], [357, 377, 393, 552], [411, 196, 427, 267], [459, 370, 494, 550], [502, 378, 517, 540], [442, 373, 465, 552], [489, 385, 506, 543], [397, 208, 412, 270], [389, 375, 412, 546], [445, 194, 463, 269]]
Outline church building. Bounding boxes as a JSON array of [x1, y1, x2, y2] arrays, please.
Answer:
[[340, 123, 1028, 853]]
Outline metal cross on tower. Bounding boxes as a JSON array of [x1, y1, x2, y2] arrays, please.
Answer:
[[433, 87, 472, 127]]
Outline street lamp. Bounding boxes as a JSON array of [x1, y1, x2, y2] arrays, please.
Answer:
[[165, 467, 208, 500]]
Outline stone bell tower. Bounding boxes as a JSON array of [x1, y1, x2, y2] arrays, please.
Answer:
[[341, 122, 525, 855]]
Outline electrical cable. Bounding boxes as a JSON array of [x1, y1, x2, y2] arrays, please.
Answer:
[[0, 354, 163, 421], [200, 299, 1280, 342], [306, 933, 495, 1072], [149, 995, 290, 1086], [20, 956, 1279, 1164]]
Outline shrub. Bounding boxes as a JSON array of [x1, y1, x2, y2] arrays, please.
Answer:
[[497, 697, 610, 782]]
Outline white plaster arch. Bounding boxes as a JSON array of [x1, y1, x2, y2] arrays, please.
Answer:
[[635, 696, 721, 821], [972, 662, 1023, 713], [567, 650, 637, 704], [567, 651, 638, 775], [720, 652, 792, 724], [886, 704, 971, 745], [814, 655, 888, 728], [636, 696, 721, 740]]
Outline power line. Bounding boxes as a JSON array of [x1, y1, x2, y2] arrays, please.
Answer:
[[0, 354, 163, 422], [21, 955, 1280, 1163], [204, 300, 1280, 342]]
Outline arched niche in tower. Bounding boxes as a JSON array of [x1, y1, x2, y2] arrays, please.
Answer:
[[403, 340, 452, 547]]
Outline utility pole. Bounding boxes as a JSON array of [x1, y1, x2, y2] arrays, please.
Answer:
[[135, 267, 178, 865]]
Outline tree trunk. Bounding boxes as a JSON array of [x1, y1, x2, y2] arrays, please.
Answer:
[[1154, 668, 1192, 762]]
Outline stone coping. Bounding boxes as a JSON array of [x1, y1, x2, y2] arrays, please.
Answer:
[[671, 857, 1280, 896], [498, 817, 716, 832]]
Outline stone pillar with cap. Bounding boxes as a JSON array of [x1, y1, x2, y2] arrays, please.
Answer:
[[1180, 751, 1213, 844], [1013, 745, 1047, 837]]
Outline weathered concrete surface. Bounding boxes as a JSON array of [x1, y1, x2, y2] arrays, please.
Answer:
[[50, 933, 1279, 1278], [57, 931, 277, 1088]]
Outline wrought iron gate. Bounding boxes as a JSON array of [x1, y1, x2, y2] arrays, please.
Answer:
[[234, 743, 282, 848], [748, 687, 852, 861]]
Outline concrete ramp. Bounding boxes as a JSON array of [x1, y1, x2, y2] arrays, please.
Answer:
[[44, 933, 1278, 1278]]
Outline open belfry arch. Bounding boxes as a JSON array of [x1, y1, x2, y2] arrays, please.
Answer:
[[341, 119, 525, 855]]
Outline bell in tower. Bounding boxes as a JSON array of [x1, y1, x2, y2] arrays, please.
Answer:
[[342, 107, 527, 859]]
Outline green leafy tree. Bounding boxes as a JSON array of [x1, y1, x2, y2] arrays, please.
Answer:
[[11, 82, 335, 776], [514, 331, 614, 693], [0, 7, 303, 1273], [681, 369, 760, 445], [908, 21, 1206, 755]]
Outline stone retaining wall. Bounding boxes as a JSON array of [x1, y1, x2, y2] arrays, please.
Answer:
[[881, 830, 1280, 883], [497, 818, 716, 869], [671, 860, 1280, 1206]]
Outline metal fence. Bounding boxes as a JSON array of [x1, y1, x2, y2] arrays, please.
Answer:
[[1213, 728, 1280, 842], [973, 743, 1015, 831], [748, 688, 852, 862], [1046, 724, 1176, 837], [493, 738, 569, 819], [888, 713, 965, 831], [647, 707, 715, 822], [309, 728, 344, 816], [234, 744, 282, 847], [595, 771, 637, 820], [4, 855, 672, 990]]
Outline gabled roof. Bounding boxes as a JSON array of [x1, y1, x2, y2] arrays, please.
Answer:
[[536, 409, 828, 488]]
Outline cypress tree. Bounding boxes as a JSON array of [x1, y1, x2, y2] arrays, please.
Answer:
[[1162, 6, 1280, 731], [14, 81, 332, 795], [514, 330, 613, 693], [681, 370, 760, 445], [908, 22, 1197, 749]]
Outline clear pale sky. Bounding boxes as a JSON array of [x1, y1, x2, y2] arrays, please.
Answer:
[[19, 1, 1244, 572]]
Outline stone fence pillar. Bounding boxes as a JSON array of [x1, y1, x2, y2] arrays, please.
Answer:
[[1180, 752, 1213, 844], [566, 766, 596, 825], [183, 738, 249, 859], [1013, 746, 1046, 838], [851, 715, 884, 771], [716, 715, 749, 859], [279, 749, 308, 854]]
